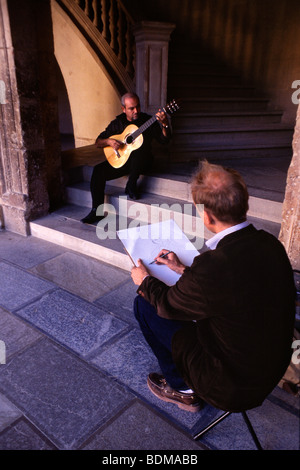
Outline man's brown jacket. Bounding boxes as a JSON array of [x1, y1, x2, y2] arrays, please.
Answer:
[[139, 225, 295, 411]]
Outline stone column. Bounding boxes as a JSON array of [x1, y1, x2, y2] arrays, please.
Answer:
[[279, 103, 300, 270], [0, 0, 62, 235], [0, 0, 31, 234], [133, 21, 175, 114]]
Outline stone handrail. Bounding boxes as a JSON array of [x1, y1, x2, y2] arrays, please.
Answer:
[[56, 0, 135, 92]]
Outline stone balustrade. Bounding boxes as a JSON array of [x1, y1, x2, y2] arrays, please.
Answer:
[[74, 0, 135, 78]]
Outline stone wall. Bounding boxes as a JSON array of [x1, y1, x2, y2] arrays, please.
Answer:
[[279, 105, 300, 270]]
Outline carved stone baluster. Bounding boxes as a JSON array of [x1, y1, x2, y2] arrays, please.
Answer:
[[117, 1, 135, 77], [92, 0, 98, 27], [125, 17, 134, 77], [84, 0, 89, 17], [85, 0, 95, 21], [117, 4, 124, 64], [109, 0, 117, 53], [101, 0, 108, 41]]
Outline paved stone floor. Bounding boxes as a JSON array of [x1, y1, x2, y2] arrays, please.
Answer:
[[0, 230, 299, 452]]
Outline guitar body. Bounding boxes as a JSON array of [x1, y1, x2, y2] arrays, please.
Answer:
[[103, 124, 144, 168], [103, 100, 180, 168]]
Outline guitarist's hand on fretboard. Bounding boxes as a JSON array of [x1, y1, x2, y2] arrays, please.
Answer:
[[156, 109, 170, 135]]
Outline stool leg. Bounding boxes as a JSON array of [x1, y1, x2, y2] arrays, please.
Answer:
[[242, 411, 263, 450], [194, 411, 231, 440]]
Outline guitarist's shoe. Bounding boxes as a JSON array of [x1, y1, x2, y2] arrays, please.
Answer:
[[125, 186, 139, 200], [81, 208, 106, 224]]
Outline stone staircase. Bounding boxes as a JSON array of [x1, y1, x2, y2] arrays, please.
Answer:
[[29, 152, 283, 271], [29, 42, 292, 270], [167, 42, 293, 163]]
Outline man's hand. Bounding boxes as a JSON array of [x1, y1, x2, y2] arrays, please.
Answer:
[[154, 249, 186, 275], [95, 138, 122, 150], [156, 110, 170, 137], [131, 259, 150, 286], [156, 109, 169, 128], [108, 138, 123, 150]]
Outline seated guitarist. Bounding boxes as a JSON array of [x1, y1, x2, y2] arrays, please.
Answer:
[[81, 92, 171, 224]]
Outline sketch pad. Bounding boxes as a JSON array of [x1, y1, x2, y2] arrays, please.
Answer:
[[117, 219, 199, 286]]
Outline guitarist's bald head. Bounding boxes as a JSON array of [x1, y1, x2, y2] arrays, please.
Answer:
[[121, 93, 141, 122], [121, 92, 140, 107]]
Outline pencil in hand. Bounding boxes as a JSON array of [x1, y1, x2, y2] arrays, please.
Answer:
[[149, 250, 172, 265]]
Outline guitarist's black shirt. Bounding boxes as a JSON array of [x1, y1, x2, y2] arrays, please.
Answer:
[[89, 112, 171, 209]]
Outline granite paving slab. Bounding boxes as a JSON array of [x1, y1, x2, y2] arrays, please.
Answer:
[[15, 289, 130, 358], [196, 411, 261, 450], [196, 393, 300, 450], [248, 395, 300, 450], [82, 400, 204, 450], [269, 383, 300, 411], [0, 232, 65, 269], [0, 262, 55, 311], [0, 306, 41, 360], [95, 279, 138, 325], [0, 419, 57, 450], [91, 328, 206, 431], [0, 393, 22, 432], [30, 252, 130, 302], [0, 339, 134, 449]]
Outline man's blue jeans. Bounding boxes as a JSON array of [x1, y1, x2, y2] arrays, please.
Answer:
[[134, 294, 189, 390]]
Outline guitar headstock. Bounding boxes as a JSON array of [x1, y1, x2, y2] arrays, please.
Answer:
[[163, 99, 181, 115]]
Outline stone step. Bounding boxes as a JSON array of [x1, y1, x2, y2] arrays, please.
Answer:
[[31, 157, 283, 272], [177, 97, 271, 112], [171, 125, 293, 146], [172, 110, 283, 128], [169, 72, 243, 86], [30, 205, 133, 272], [66, 181, 202, 230], [30, 201, 281, 271], [29, 198, 207, 271], [65, 176, 283, 224], [168, 57, 240, 74], [79, 163, 286, 203], [169, 84, 257, 98], [170, 143, 292, 161]]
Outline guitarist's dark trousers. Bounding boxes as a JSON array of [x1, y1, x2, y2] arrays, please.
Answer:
[[90, 149, 153, 214]]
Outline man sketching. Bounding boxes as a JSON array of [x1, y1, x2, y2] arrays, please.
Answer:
[[131, 160, 295, 413]]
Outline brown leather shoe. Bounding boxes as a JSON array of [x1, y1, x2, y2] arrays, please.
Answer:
[[147, 373, 203, 413]]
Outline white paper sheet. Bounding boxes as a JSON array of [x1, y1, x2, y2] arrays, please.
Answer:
[[117, 219, 199, 285]]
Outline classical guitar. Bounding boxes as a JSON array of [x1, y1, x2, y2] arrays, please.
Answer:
[[104, 99, 180, 168]]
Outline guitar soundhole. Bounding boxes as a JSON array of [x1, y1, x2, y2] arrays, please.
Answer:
[[125, 134, 133, 145]]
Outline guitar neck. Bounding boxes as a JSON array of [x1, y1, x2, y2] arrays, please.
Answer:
[[130, 115, 157, 141]]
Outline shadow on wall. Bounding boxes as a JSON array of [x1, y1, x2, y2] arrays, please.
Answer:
[[54, 59, 75, 151]]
